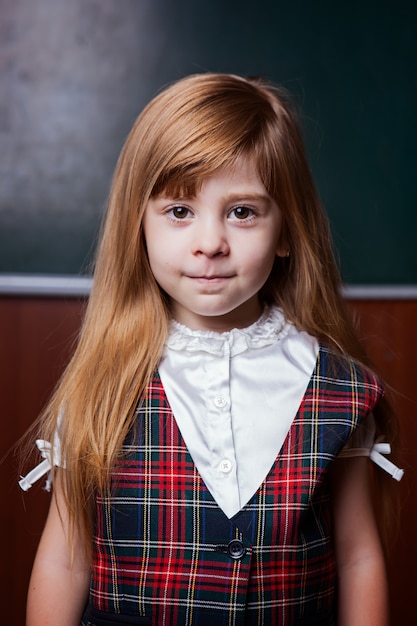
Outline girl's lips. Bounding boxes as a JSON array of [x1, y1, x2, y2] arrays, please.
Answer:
[[188, 274, 233, 282]]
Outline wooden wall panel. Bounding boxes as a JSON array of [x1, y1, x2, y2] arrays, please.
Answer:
[[346, 300, 417, 626], [0, 297, 415, 624], [0, 297, 85, 622]]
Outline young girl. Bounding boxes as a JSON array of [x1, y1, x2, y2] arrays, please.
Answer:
[[20, 73, 403, 626]]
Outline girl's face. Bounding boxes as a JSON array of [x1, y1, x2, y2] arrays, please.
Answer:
[[143, 158, 285, 331]]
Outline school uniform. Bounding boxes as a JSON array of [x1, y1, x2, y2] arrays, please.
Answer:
[[80, 308, 387, 626]]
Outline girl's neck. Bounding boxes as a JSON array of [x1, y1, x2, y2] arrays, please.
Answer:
[[169, 298, 265, 333]]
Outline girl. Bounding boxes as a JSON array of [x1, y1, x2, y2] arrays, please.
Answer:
[[20, 73, 403, 626]]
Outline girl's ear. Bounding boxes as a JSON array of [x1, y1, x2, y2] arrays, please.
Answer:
[[275, 220, 289, 258], [276, 246, 290, 258], [276, 236, 290, 258]]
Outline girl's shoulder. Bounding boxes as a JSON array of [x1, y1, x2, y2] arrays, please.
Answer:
[[316, 342, 384, 398]]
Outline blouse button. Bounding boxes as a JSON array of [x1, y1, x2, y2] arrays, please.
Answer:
[[219, 459, 233, 474], [214, 395, 227, 408]]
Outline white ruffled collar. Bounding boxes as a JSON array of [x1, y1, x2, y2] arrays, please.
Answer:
[[165, 306, 289, 357]]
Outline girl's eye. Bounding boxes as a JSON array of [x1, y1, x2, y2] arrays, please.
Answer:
[[230, 206, 254, 220], [168, 205, 191, 220]]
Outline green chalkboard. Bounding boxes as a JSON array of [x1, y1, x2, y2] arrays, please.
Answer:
[[1, 0, 416, 283]]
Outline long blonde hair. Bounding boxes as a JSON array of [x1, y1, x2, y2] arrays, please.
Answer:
[[28, 73, 397, 550]]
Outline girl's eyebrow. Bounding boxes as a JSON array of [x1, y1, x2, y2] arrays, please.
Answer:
[[163, 192, 272, 203], [222, 192, 272, 203]]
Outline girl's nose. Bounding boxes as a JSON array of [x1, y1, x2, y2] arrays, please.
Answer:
[[192, 219, 230, 257]]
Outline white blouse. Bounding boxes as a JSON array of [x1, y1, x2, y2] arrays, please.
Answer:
[[19, 307, 404, 500], [158, 306, 403, 518]]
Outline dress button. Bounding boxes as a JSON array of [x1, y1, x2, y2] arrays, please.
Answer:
[[218, 459, 233, 474], [214, 395, 227, 408], [227, 539, 246, 560]]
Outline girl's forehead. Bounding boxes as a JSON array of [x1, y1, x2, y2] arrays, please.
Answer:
[[154, 157, 267, 199], [202, 160, 267, 191]]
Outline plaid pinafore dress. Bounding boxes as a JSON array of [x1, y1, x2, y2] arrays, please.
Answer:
[[81, 345, 383, 626]]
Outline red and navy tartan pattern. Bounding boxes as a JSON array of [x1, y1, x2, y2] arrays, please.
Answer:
[[82, 345, 383, 626]]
